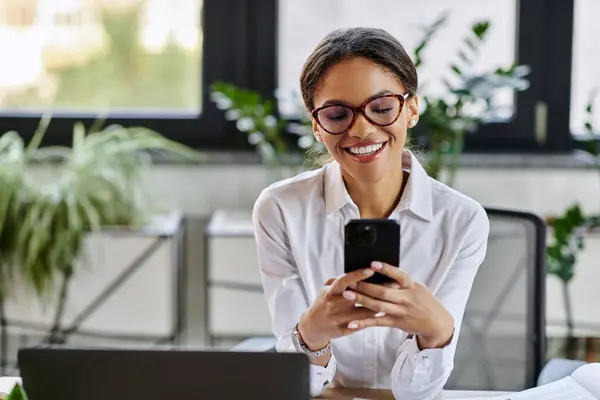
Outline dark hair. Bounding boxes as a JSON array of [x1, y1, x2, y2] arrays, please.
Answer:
[[300, 27, 418, 111]]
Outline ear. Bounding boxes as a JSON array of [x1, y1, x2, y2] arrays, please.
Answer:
[[407, 94, 420, 123], [312, 118, 322, 142]]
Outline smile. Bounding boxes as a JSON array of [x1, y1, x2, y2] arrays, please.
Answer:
[[344, 141, 387, 163]]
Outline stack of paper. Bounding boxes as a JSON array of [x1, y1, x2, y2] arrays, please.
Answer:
[[465, 363, 600, 400]]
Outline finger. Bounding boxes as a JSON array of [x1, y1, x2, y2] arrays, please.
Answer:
[[370, 262, 413, 288], [344, 306, 379, 323], [343, 291, 401, 316], [384, 282, 402, 289], [355, 281, 405, 303], [333, 309, 380, 333], [325, 277, 358, 290], [346, 315, 398, 330], [329, 268, 375, 295]]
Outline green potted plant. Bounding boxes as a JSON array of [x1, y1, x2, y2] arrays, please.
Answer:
[[411, 12, 531, 186], [209, 82, 322, 180], [546, 88, 599, 359], [0, 117, 202, 374]]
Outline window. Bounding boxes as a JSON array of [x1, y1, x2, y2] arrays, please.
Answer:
[[0, 0, 586, 153], [278, 0, 541, 152], [1, 0, 36, 27], [279, 0, 517, 117], [571, 0, 600, 136], [0, 0, 202, 113], [0, 0, 277, 150]]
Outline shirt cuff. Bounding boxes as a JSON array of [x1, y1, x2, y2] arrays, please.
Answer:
[[402, 332, 456, 383], [309, 353, 336, 397]]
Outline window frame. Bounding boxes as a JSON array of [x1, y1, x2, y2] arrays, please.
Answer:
[[271, 0, 578, 154], [1, 0, 582, 154], [463, 0, 576, 153], [0, 0, 278, 151]]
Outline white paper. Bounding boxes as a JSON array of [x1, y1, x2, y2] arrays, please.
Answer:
[[573, 363, 600, 398], [464, 377, 596, 400]]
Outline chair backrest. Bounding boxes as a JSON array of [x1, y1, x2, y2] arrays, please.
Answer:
[[446, 208, 546, 392]]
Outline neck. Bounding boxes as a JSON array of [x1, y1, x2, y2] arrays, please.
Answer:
[[343, 167, 407, 219]]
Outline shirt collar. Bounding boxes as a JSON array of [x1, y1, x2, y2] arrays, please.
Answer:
[[323, 150, 434, 221]]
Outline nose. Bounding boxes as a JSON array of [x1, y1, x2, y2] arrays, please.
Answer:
[[347, 112, 377, 139]]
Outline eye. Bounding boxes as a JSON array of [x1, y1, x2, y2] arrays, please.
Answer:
[[367, 96, 399, 115], [327, 111, 349, 121], [320, 106, 351, 121], [371, 107, 393, 114]]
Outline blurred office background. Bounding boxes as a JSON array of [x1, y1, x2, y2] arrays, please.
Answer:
[[0, 0, 598, 391]]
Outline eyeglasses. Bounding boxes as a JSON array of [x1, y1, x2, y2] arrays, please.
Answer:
[[311, 93, 410, 135]]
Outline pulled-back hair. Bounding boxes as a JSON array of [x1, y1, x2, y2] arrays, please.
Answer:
[[300, 27, 418, 111]]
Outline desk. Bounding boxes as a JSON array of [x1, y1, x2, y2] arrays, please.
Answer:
[[316, 388, 513, 399]]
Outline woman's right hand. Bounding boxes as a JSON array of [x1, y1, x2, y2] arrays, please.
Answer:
[[297, 268, 379, 350]]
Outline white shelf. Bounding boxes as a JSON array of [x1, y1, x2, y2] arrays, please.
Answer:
[[206, 209, 269, 340], [205, 209, 253, 236]]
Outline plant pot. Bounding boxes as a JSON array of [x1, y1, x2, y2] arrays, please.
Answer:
[[0, 211, 185, 370]]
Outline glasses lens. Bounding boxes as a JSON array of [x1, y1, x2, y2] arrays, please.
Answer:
[[365, 96, 402, 126], [316, 105, 354, 134]]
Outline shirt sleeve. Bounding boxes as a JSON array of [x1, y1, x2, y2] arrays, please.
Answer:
[[252, 191, 337, 397], [390, 205, 490, 400]]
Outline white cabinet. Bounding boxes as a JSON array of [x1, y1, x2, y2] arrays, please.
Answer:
[[2, 211, 185, 371], [545, 233, 600, 338], [205, 210, 272, 344]]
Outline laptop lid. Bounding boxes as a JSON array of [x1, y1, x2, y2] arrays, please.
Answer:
[[18, 347, 310, 400]]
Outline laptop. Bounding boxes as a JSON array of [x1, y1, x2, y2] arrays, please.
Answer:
[[18, 347, 310, 400]]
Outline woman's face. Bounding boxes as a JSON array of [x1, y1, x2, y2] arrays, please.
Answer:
[[311, 57, 419, 184]]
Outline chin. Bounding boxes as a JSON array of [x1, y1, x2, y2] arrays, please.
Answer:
[[338, 156, 391, 185]]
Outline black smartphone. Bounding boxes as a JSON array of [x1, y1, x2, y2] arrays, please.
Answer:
[[344, 219, 400, 284]]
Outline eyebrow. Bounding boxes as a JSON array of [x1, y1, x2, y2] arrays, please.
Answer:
[[318, 90, 395, 108]]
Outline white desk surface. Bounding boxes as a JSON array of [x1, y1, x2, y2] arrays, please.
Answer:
[[1, 376, 512, 400], [442, 390, 513, 399], [317, 388, 513, 399]]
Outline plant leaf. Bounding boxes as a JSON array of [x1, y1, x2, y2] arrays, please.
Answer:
[[7, 383, 29, 400], [472, 21, 490, 39], [450, 64, 462, 75], [25, 114, 51, 155]]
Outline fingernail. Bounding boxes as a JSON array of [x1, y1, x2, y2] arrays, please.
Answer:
[[371, 262, 383, 270], [363, 269, 374, 276], [390, 283, 401, 289], [348, 322, 359, 329], [343, 290, 356, 300]]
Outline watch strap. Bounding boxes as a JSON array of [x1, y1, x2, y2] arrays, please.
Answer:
[[293, 324, 332, 359]]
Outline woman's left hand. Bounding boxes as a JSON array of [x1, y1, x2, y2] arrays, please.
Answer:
[[343, 261, 455, 350]]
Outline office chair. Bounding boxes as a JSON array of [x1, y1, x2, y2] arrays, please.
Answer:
[[446, 208, 546, 391]]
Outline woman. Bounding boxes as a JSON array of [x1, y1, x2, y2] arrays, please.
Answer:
[[252, 27, 489, 400]]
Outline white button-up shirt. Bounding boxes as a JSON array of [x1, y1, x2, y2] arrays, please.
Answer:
[[252, 151, 489, 399]]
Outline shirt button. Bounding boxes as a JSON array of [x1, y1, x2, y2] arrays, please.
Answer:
[[366, 336, 374, 345], [367, 363, 375, 369]]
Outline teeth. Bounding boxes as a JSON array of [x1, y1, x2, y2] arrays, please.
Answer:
[[348, 143, 384, 155]]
